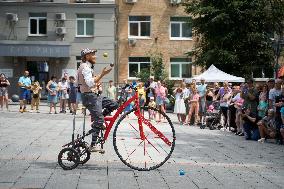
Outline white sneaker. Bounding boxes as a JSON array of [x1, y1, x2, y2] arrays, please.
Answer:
[[89, 145, 105, 154], [258, 138, 265, 143], [29, 110, 34, 113], [36, 110, 40, 113]]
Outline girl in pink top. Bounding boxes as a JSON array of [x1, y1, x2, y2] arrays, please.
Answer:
[[185, 88, 200, 125], [155, 81, 166, 122]]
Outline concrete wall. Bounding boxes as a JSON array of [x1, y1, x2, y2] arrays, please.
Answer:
[[0, 2, 116, 96]]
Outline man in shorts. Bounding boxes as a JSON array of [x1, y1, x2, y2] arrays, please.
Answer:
[[18, 71, 32, 113]]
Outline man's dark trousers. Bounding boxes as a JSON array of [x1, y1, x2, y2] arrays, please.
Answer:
[[82, 93, 118, 144]]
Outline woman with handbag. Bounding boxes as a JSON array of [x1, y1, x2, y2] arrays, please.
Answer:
[[0, 73, 10, 111], [46, 76, 59, 114]]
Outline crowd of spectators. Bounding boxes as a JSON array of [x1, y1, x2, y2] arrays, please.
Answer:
[[172, 78, 284, 145], [1, 70, 284, 145]]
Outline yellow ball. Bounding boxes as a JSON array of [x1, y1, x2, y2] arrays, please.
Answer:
[[103, 52, 108, 57]]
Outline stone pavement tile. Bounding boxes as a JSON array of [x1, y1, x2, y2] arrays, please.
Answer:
[[161, 163, 223, 189], [107, 163, 138, 189], [133, 169, 171, 189], [157, 165, 199, 189], [251, 169, 284, 188], [44, 170, 81, 189], [0, 160, 30, 183], [11, 175, 49, 189], [0, 182, 14, 189], [77, 166, 108, 189]]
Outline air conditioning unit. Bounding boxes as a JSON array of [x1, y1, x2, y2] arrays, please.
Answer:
[[170, 0, 182, 4], [6, 13, 18, 22], [128, 38, 137, 46], [55, 13, 66, 21], [76, 0, 87, 3], [56, 27, 67, 35], [125, 0, 137, 3]]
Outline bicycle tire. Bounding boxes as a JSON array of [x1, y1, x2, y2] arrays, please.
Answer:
[[113, 106, 176, 171], [74, 143, 91, 165], [58, 147, 80, 170]]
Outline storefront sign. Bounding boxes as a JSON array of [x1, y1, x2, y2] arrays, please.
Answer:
[[0, 69, 13, 78], [0, 41, 70, 57]]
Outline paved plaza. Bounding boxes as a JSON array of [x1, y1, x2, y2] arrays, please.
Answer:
[[0, 104, 284, 189]]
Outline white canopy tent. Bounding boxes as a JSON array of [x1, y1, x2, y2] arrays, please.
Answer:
[[188, 65, 245, 83]]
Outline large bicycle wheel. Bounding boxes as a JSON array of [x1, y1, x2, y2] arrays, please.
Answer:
[[58, 147, 80, 170], [113, 106, 176, 171]]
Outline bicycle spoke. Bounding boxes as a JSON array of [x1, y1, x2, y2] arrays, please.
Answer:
[[125, 138, 144, 161], [144, 135, 161, 153], [113, 106, 175, 171]]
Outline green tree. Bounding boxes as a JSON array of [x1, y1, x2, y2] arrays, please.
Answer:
[[136, 68, 151, 83], [149, 51, 167, 81], [135, 51, 175, 95], [135, 51, 167, 82], [183, 0, 284, 79]]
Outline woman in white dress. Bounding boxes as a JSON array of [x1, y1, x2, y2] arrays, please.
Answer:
[[174, 86, 186, 124]]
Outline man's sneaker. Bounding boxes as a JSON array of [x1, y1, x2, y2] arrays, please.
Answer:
[[19, 109, 24, 113], [29, 110, 34, 113], [258, 138, 265, 143], [89, 145, 105, 153]]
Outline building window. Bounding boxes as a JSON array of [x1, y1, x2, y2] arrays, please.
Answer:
[[29, 13, 47, 36], [129, 16, 151, 38], [128, 57, 151, 78], [170, 58, 192, 79], [76, 14, 94, 37], [170, 17, 192, 40]]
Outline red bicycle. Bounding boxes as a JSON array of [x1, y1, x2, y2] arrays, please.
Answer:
[[58, 85, 176, 171]]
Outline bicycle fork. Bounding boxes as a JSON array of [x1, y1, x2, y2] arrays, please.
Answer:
[[134, 108, 145, 141]]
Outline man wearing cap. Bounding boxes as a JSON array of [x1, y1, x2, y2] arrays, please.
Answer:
[[77, 48, 118, 153]]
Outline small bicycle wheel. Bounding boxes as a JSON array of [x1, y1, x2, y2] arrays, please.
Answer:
[[113, 106, 176, 171], [58, 147, 80, 170], [74, 143, 91, 164]]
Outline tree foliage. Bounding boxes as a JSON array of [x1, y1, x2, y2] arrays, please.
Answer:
[[136, 51, 167, 82], [183, 0, 284, 79], [135, 51, 175, 94]]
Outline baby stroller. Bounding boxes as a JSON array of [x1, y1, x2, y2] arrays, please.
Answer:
[[201, 101, 222, 130]]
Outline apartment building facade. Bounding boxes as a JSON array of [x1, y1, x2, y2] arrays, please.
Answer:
[[116, 0, 199, 83], [0, 0, 116, 96]]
